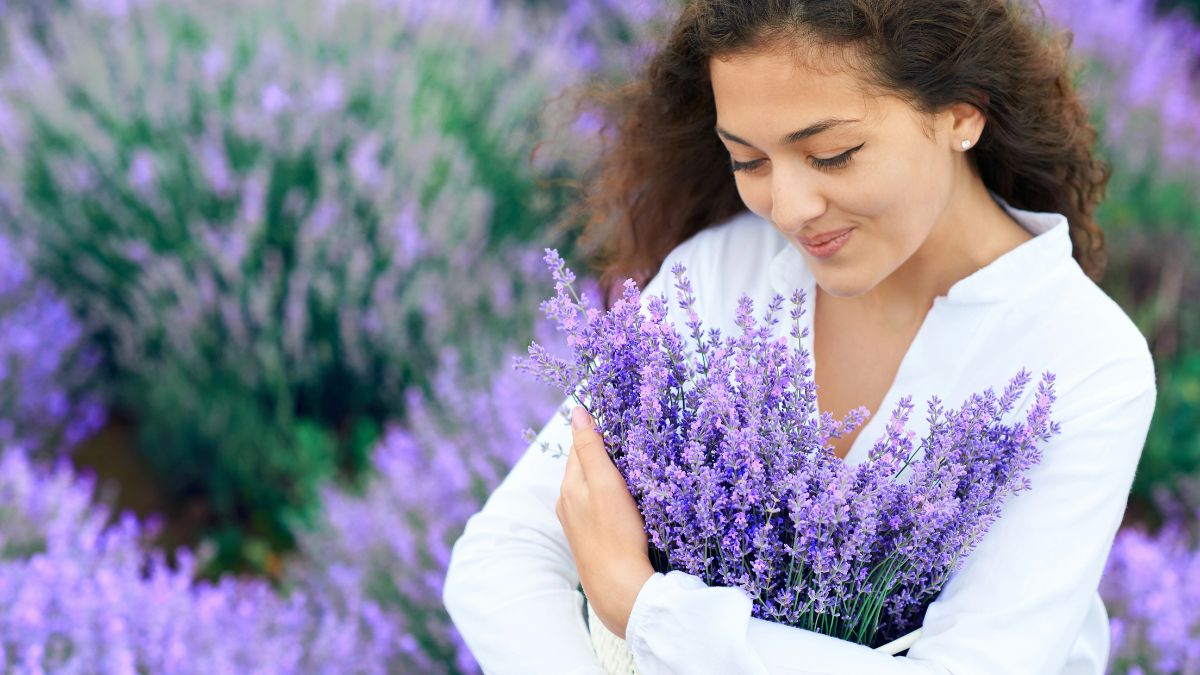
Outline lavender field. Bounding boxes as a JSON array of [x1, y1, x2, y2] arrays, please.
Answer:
[[0, 0, 1196, 672]]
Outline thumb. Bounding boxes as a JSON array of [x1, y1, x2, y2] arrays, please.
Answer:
[[570, 406, 607, 475], [571, 405, 594, 432]]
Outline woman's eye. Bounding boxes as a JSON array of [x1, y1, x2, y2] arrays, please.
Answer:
[[730, 158, 766, 174], [731, 143, 865, 175], [810, 143, 865, 171]]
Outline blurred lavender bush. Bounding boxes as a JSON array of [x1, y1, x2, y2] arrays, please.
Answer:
[[1041, 0, 1199, 209], [0, 0, 70, 61], [285, 341, 568, 674], [0, 230, 104, 457], [0, 334, 565, 673], [1041, 0, 1200, 338], [0, 443, 416, 673], [1042, 0, 1200, 509], [0, 0, 672, 573], [1135, 352, 1200, 510], [1101, 480, 1200, 674]]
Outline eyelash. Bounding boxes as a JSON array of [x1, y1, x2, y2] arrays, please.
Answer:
[[730, 143, 865, 175]]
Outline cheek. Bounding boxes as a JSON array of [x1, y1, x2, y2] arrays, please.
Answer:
[[870, 149, 953, 242], [734, 177, 772, 221], [835, 159, 940, 259], [826, 158, 934, 266], [837, 156, 906, 219]]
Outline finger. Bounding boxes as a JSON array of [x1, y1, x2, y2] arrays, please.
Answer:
[[570, 406, 612, 478], [564, 438, 585, 488]]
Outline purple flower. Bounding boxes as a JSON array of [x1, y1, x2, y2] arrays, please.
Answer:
[[1101, 482, 1200, 673], [1042, 0, 1200, 177], [290, 341, 568, 675], [517, 251, 1058, 646], [259, 82, 292, 115], [0, 0, 658, 577], [0, 444, 402, 673], [0, 232, 105, 455]]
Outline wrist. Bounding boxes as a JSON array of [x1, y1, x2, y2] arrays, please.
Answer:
[[602, 558, 655, 640]]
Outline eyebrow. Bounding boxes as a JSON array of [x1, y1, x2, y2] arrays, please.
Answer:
[[715, 117, 861, 148]]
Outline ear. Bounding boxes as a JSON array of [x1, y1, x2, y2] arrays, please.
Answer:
[[944, 97, 988, 150]]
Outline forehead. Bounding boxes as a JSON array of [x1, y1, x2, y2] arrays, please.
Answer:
[[709, 48, 897, 134]]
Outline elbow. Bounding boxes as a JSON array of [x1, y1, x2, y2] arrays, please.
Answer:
[[443, 516, 500, 626], [442, 533, 474, 624]]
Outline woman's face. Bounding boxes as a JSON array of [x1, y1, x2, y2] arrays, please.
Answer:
[[709, 47, 973, 299]]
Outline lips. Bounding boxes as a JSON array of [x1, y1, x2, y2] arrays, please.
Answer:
[[798, 228, 854, 246]]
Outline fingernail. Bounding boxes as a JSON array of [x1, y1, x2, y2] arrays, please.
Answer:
[[572, 406, 592, 430]]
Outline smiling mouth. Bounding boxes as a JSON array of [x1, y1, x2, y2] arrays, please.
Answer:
[[799, 228, 854, 246], [798, 229, 853, 258]]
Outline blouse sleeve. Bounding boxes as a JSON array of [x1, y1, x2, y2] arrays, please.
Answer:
[[443, 397, 605, 675], [443, 259, 684, 675], [625, 350, 1157, 675]]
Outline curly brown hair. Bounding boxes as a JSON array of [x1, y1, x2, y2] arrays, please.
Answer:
[[569, 0, 1110, 306]]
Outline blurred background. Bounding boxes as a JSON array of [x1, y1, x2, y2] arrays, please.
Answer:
[[0, 0, 1194, 672]]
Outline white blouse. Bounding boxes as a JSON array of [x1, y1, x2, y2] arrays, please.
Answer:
[[444, 196, 1158, 675]]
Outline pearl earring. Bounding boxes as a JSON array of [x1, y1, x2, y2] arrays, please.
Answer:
[[961, 139, 972, 150]]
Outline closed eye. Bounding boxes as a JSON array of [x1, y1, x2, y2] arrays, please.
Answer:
[[730, 142, 865, 175], [729, 158, 766, 174], [811, 143, 865, 171]]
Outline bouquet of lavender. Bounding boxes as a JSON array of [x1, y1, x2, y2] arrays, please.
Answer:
[[517, 250, 1060, 648]]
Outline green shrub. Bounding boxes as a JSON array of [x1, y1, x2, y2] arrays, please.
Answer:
[[0, 0, 627, 574], [1134, 350, 1200, 508]]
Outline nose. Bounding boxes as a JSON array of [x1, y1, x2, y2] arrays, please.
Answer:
[[770, 170, 827, 236]]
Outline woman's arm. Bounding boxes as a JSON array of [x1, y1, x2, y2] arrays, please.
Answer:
[[443, 252, 687, 674], [624, 353, 1157, 675], [443, 401, 608, 675]]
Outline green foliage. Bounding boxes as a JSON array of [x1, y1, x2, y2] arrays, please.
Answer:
[[1158, 0, 1200, 21], [0, 0, 606, 574], [128, 362, 340, 578], [1134, 351, 1200, 508], [1064, 20, 1200, 511]]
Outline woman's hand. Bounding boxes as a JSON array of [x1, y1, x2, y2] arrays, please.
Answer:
[[556, 405, 656, 640]]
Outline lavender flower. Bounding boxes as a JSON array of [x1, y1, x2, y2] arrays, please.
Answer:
[[517, 250, 1058, 646], [0, 231, 104, 456], [288, 339, 568, 675], [1101, 479, 1200, 674], [0, 444, 405, 673], [1042, 0, 1200, 177], [1038, 0, 1200, 509], [0, 0, 671, 571], [1103, 521, 1200, 674]]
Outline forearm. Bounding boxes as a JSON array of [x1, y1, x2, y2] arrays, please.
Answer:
[[444, 411, 607, 674], [444, 520, 604, 674]]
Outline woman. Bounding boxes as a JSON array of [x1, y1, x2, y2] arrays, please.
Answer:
[[444, 1, 1158, 673]]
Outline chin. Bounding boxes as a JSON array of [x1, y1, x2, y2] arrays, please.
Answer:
[[814, 276, 872, 299]]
